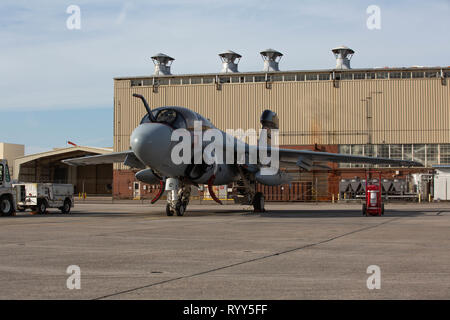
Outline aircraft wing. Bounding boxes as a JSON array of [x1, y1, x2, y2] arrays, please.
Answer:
[[276, 148, 422, 170], [62, 150, 145, 168]]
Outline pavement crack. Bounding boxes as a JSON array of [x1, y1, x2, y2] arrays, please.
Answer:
[[93, 217, 399, 300]]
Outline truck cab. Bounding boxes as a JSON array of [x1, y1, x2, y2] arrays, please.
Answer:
[[0, 159, 16, 216]]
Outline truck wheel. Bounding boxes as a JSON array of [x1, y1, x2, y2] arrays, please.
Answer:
[[0, 196, 14, 216], [61, 199, 71, 214], [37, 200, 47, 214]]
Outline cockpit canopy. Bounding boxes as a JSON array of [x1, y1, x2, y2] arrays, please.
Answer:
[[140, 106, 215, 130]]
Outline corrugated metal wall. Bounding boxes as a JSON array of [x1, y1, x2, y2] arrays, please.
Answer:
[[113, 76, 450, 169]]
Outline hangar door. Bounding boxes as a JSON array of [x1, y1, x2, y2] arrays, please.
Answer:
[[76, 164, 112, 195]]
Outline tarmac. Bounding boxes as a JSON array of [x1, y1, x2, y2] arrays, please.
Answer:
[[0, 201, 449, 299]]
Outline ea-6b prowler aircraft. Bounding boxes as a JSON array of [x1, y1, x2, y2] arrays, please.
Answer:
[[63, 94, 421, 216]]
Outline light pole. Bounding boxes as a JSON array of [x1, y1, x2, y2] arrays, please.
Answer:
[[361, 91, 382, 179], [361, 91, 382, 157]]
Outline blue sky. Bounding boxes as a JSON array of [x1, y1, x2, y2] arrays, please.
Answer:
[[1, 0, 449, 154], [0, 108, 112, 154]]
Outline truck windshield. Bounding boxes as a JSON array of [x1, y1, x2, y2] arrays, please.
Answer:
[[5, 165, 10, 182]]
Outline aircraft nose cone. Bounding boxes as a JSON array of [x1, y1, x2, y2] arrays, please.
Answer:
[[130, 123, 173, 167]]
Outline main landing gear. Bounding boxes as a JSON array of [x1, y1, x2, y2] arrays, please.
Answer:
[[165, 178, 191, 216], [252, 192, 265, 212], [234, 167, 266, 213]]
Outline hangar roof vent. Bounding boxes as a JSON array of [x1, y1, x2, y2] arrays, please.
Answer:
[[331, 45, 355, 69], [260, 48, 283, 72], [151, 53, 174, 75], [219, 50, 241, 73]]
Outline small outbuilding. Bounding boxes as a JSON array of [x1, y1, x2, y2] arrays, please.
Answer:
[[433, 165, 450, 201]]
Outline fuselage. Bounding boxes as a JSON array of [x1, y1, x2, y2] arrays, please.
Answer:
[[130, 106, 242, 185]]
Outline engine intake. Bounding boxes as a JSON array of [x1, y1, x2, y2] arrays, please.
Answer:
[[260, 110, 279, 129]]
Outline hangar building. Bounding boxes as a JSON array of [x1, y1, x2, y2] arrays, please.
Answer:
[[112, 48, 450, 200], [14, 146, 113, 195]]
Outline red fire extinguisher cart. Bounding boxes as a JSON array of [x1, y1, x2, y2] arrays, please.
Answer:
[[362, 171, 384, 216]]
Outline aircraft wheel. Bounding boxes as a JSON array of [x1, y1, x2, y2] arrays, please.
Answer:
[[381, 203, 385, 216], [166, 204, 174, 216], [362, 204, 367, 216], [253, 192, 265, 212], [176, 202, 185, 216]]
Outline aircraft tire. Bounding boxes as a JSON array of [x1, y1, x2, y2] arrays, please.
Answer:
[[253, 192, 265, 212], [176, 203, 185, 216], [166, 204, 174, 216]]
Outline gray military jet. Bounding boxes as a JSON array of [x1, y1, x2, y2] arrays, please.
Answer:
[[63, 94, 421, 216]]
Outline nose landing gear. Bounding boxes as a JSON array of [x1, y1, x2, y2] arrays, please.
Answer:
[[165, 178, 191, 216]]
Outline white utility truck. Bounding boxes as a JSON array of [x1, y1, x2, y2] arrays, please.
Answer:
[[0, 159, 15, 216], [0, 159, 73, 216], [14, 183, 74, 214]]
